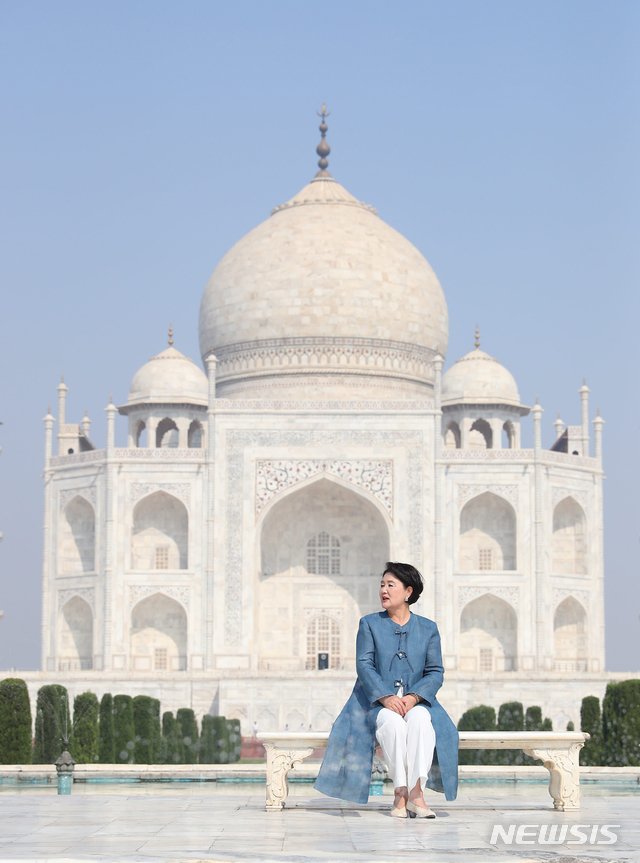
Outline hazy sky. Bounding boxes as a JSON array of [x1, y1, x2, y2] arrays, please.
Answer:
[[1, 0, 638, 671]]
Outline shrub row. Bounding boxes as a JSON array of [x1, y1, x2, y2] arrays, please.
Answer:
[[457, 701, 553, 765], [0, 679, 242, 765], [456, 680, 640, 767]]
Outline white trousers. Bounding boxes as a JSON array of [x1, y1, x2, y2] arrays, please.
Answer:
[[375, 706, 436, 791]]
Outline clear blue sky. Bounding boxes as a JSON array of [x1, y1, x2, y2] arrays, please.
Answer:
[[1, 0, 638, 671]]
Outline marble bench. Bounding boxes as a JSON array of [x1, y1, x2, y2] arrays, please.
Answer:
[[257, 730, 589, 812]]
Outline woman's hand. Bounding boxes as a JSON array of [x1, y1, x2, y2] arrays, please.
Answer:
[[400, 693, 420, 712], [379, 695, 407, 715]]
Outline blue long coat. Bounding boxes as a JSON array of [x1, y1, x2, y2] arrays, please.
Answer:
[[314, 611, 459, 804]]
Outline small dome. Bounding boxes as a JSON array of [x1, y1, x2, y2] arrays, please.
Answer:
[[442, 348, 521, 407], [127, 345, 208, 407]]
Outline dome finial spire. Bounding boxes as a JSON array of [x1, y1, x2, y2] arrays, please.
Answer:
[[168, 325, 174, 347], [474, 325, 481, 350], [315, 104, 331, 178]]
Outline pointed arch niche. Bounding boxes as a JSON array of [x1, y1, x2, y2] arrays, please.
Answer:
[[58, 596, 93, 670], [257, 477, 390, 670], [60, 496, 95, 574], [131, 492, 188, 570], [459, 594, 518, 672], [130, 592, 187, 671], [552, 497, 587, 574], [444, 421, 461, 449], [554, 597, 588, 671], [459, 492, 516, 571]]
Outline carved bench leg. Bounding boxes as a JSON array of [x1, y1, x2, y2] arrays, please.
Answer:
[[524, 742, 585, 811], [264, 744, 314, 811]]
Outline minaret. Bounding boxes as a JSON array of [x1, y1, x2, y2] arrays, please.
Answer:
[[593, 410, 605, 462], [554, 413, 565, 441], [81, 410, 91, 440], [531, 400, 548, 669], [56, 377, 68, 455], [580, 382, 590, 456], [205, 353, 217, 669], [41, 405, 56, 669], [43, 406, 55, 464]]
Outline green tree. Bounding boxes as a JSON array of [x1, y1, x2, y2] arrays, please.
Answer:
[[0, 678, 32, 764], [162, 711, 183, 764], [566, 720, 575, 731], [497, 701, 524, 765], [580, 695, 603, 766], [177, 708, 200, 764], [33, 684, 70, 763], [524, 706, 543, 731], [227, 719, 242, 763], [603, 680, 640, 766], [98, 694, 115, 763], [70, 692, 99, 763], [457, 705, 496, 765], [133, 696, 161, 763], [113, 695, 135, 764]]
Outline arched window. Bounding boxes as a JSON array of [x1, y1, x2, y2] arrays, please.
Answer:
[[306, 531, 341, 575], [552, 497, 587, 574], [188, 420, 203, 448], [59, 596, 93, 670], [135, 421, 147, 448], [459, 492, 516, 571], [60, 496, 95, 574], [444, 421, 461, 449], [502, 421, 515, 449], [156, 418, 179, 448], [459, 594, 517, 672], [131, 492, 188, 570], [554, 597, 587, 671], [130, 592, 187, 671], [305, 615, 341, 670], [469, 419, 493, 449]]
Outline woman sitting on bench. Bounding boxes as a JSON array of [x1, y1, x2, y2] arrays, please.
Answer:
[[315, 562, 459, 818]]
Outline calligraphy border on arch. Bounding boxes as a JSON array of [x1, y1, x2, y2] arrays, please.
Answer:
[[551, 486, 590, 511], [225, 429, 425, 647], [59, 486, 97, 509], [128, 584, 191, 611], [58, 587, 95, 610], [255, 459, 393, 518], [457, 483, 519, 510], [553, 588, 589, 610], [457, 585, 520, 611], [129, 482, 192, 508]]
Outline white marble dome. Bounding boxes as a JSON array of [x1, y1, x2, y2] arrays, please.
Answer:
[[199, 174, 448, 398], [442, 348, 521, 407], [127, 345, 208, 407]]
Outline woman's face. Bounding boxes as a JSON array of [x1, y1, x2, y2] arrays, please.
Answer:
[[379, 571, 412, 614]]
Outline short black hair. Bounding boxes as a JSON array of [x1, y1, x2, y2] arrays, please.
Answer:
[[382, 562, 424, 605]]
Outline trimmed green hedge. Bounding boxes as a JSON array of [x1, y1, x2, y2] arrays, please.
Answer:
[[177, 708, 199, 764], [33, 684, 70, 763], [133, 696, 161, 763], [0, 678, 32, 764], [457, 705, 496, 765], [70, 692, 99, 763], [227, 719, 242, 763], [98, 693, 115, 763], [161, 711, 183, 763], [603, 680, 640, 766], [113, 695, 135, 764], [580, 695, 603, 765]]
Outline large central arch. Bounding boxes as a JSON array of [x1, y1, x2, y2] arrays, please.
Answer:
[[256, 477, 390, 671]]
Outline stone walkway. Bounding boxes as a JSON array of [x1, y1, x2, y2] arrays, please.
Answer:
[[0, 782, 637, 862]]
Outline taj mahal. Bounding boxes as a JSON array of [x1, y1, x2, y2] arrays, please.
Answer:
[[35, 113, 614, 733]]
